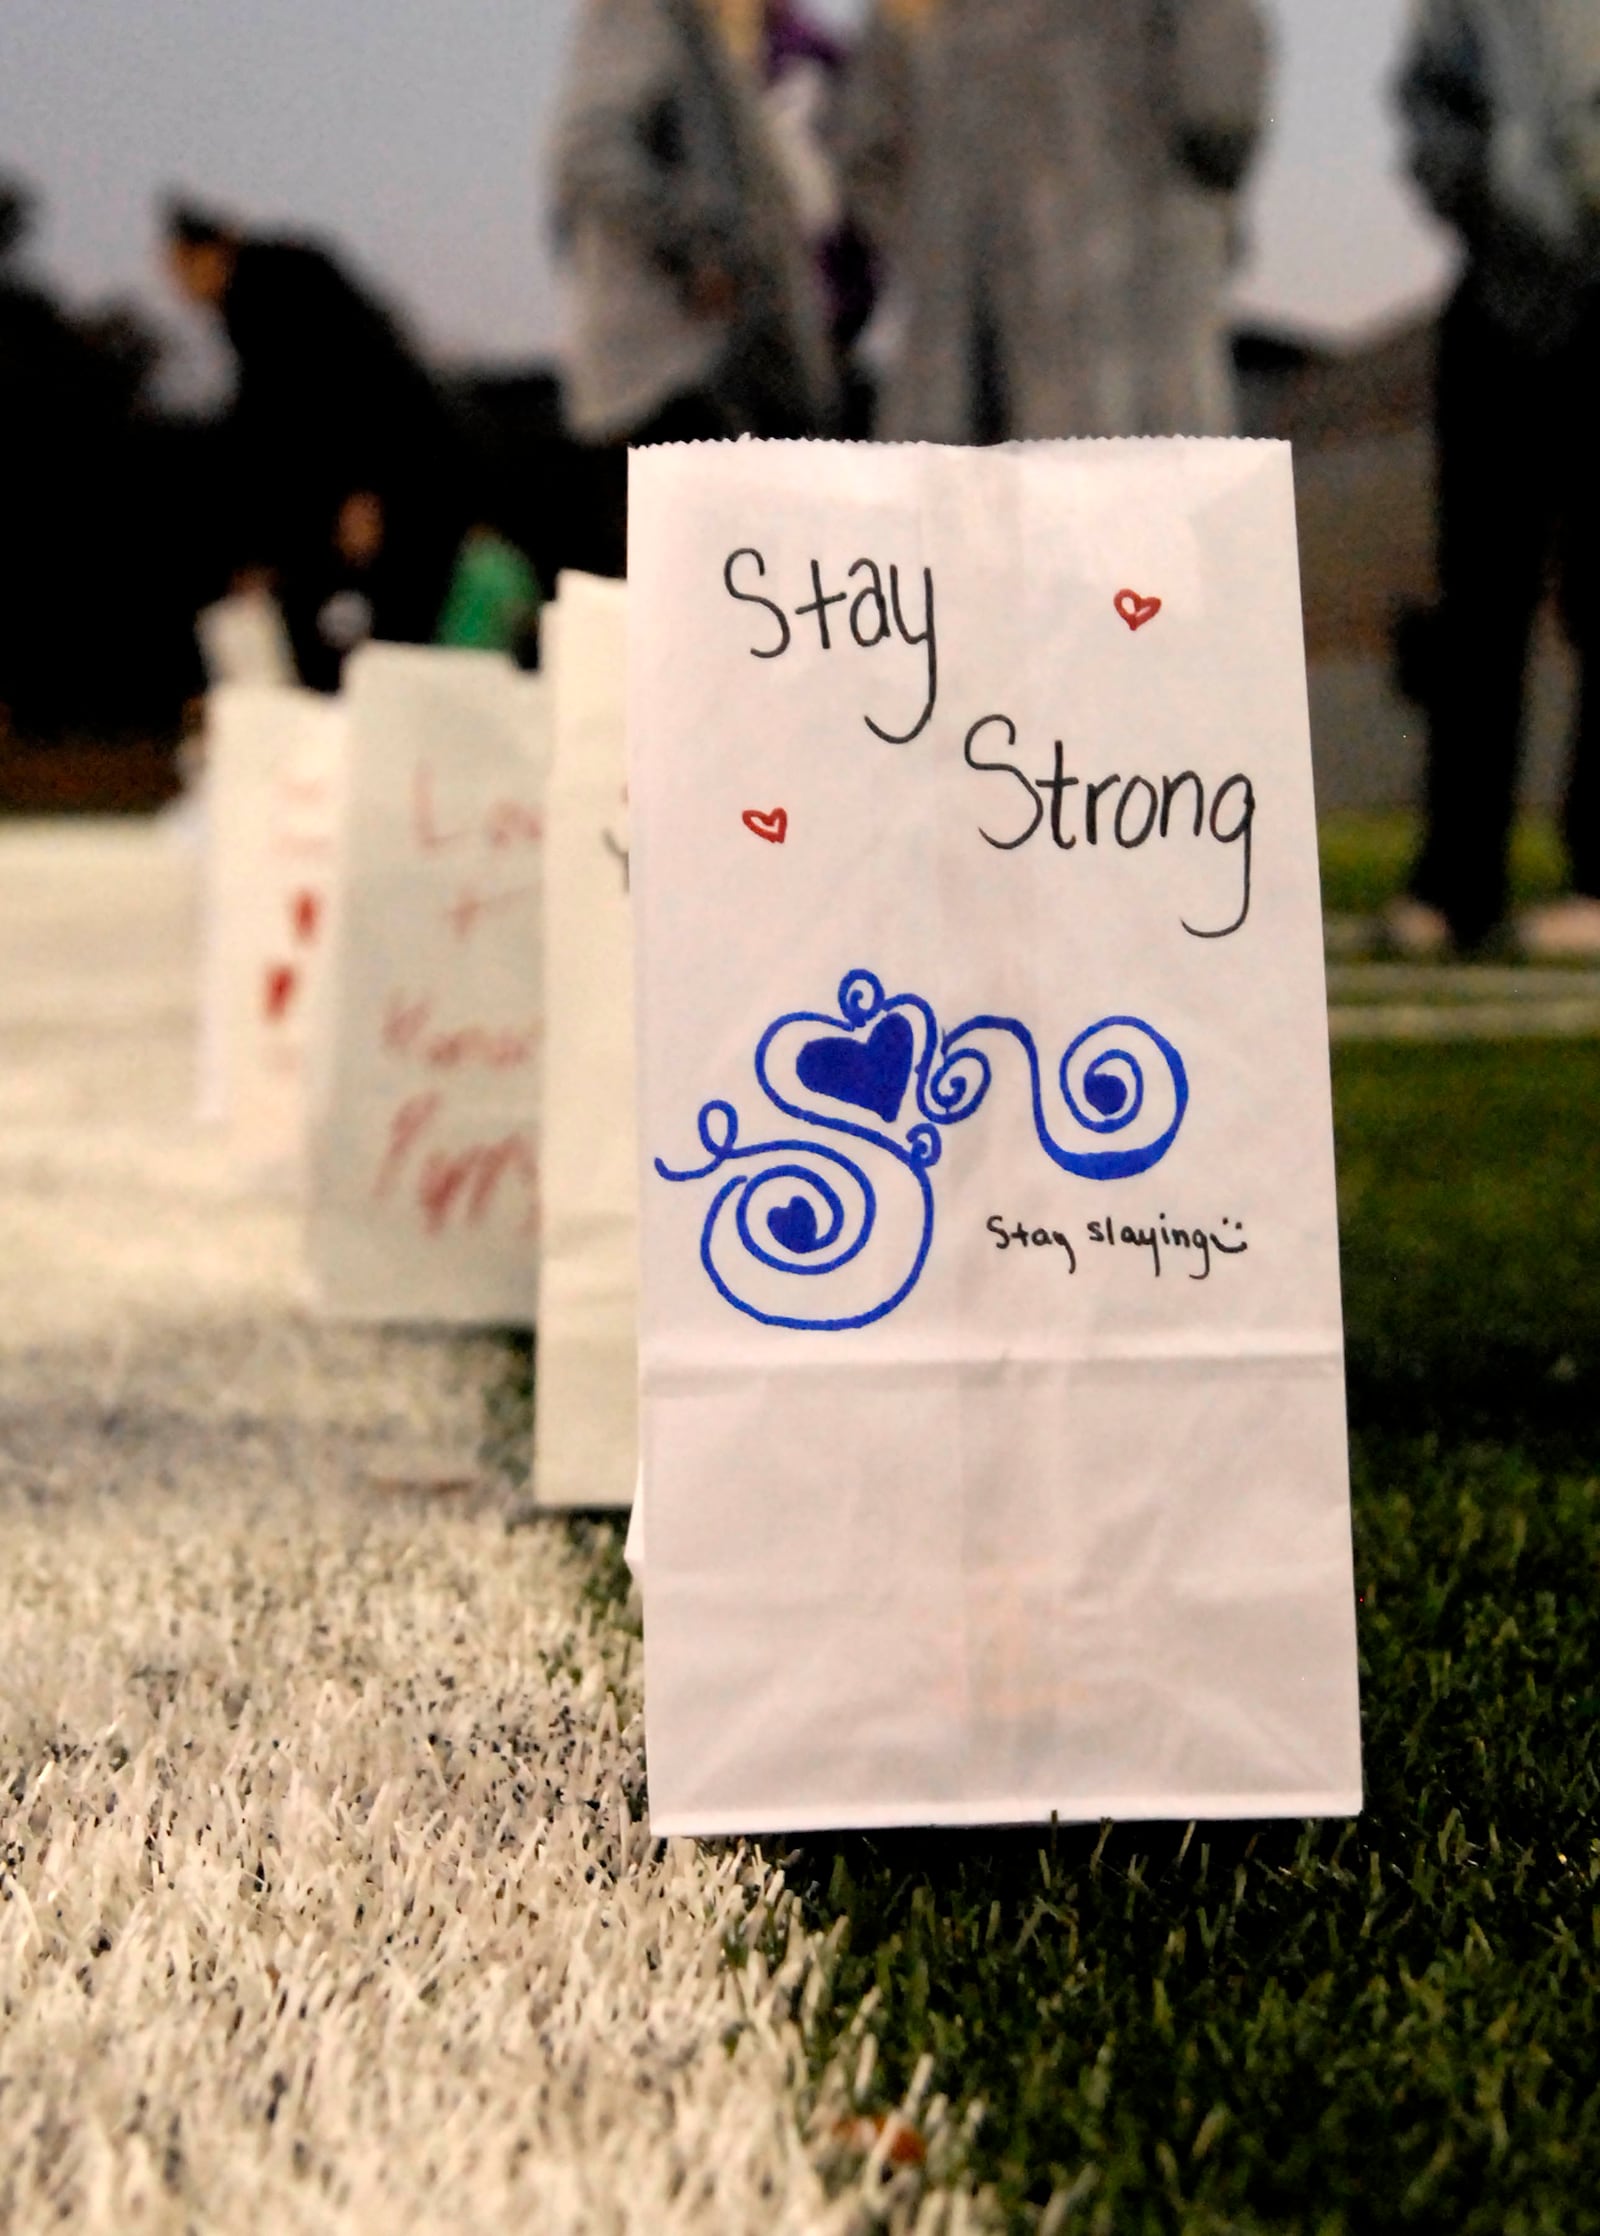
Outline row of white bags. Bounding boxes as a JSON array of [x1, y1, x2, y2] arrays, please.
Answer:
[[196, 574, 635, 1511], [197, 435, 1362, 1838]]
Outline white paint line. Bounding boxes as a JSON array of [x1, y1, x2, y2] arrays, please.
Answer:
[[0, 820, 973, 2235], [1327, 966, 1600, 1004], [1330, 1000, 1600, 1043]]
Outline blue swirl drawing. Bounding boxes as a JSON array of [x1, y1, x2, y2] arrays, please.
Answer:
[[654, 967, 1189, 1331]]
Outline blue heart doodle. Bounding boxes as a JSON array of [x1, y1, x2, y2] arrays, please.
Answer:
[[655, 968, 1190, 1332], [796, 1011, 915, 1124], [767, 1195, 823, 1254]]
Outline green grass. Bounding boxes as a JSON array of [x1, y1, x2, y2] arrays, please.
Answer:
[[1318, 813, 1568, 920], [777, 1039, 1600, 2232]]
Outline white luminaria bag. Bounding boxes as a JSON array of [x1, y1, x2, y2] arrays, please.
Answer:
[[305, 644, 547, 1324], [533, 573, 639, 1510], [197, 683, 345, 1190], [628, 438, 1362, 1835], [195, 587, 297, 689]]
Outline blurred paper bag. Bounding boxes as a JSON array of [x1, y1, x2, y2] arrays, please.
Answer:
[[532, 573, 638, 1510], [629, 438, 1361, 1835], [306, 645, 546, 1323], [195, 587, 296, 688], [198, 683, 344, 1187]]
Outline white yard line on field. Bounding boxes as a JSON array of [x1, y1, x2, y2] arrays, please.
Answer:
[[1326, 966, 1600, 1005], [1323, 936, 1600, 1042], [0, 820, 976, 2236], [1330, 999, 1600, 1042]]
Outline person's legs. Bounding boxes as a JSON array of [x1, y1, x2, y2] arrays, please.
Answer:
[[1412, 287, 1554, 947], [1556, 299, 1600, 903], [1560, 670, 1600, 905], [969, 278, 1010, 446]]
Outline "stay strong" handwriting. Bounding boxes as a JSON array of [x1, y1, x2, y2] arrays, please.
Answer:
[[722, 547, 1259, 939], [724, 547, 936, 745]]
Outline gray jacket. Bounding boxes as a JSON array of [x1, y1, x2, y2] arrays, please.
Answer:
[[1398, 0, 1600, 348], [552, 0, 835, 440], [839, 0, 1270, 442]]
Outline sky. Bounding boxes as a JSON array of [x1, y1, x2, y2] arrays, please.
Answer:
[[0, 0, 1454, 391]]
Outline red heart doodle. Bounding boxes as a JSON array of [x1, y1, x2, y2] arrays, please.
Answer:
[[263, 962, 298, 1022], [291, 889, 321, 942], [742, 807, 789, 846], [1115, 588, 1163, 632]]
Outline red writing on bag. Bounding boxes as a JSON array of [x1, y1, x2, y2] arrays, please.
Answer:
[[373, 1092, 539, 1238], [382, 992, 541, 1072], [412, 762, 543, 855], [263, 962, 298, 1021]]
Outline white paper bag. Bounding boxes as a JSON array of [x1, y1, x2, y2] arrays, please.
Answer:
[[532, 574, 639, 1510], [629, 439, 1362, 1835], [197, 684, 345, 1187], [305, 644, 546, 1324], [195, 588, 297, 688]]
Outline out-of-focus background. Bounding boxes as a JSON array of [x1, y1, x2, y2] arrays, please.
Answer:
[[0, 0, 1506, 827], [4, 0, 1452, 369], [5, 14, 1600, 2230]]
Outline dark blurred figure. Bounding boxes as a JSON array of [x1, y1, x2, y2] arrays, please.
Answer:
[[838, 0, 1268, 442], [3, 181, 129, 738], [2, 175, 200, 760], [0, 175, 72, 738], [1390, 2, 1600, 958], [552, 0, 837, 571], [164, 201, 471, 690]]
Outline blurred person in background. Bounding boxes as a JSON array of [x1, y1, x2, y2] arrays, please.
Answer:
[[1387, 0, 1600, 959], [164, 202, 472, 691], [552, 0, 839, 571], [435, 520, 544, 663], [0, 173, 79, 740], [2, 175, 189, 745], [838, 0, 1269, 443]]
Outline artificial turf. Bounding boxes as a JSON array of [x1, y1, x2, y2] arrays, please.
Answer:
[[777, 1037, 1600, 2232]]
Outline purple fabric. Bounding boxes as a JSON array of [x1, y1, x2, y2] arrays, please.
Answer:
[[763, 0, 844, 81], [760, 0, 875, 349]]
